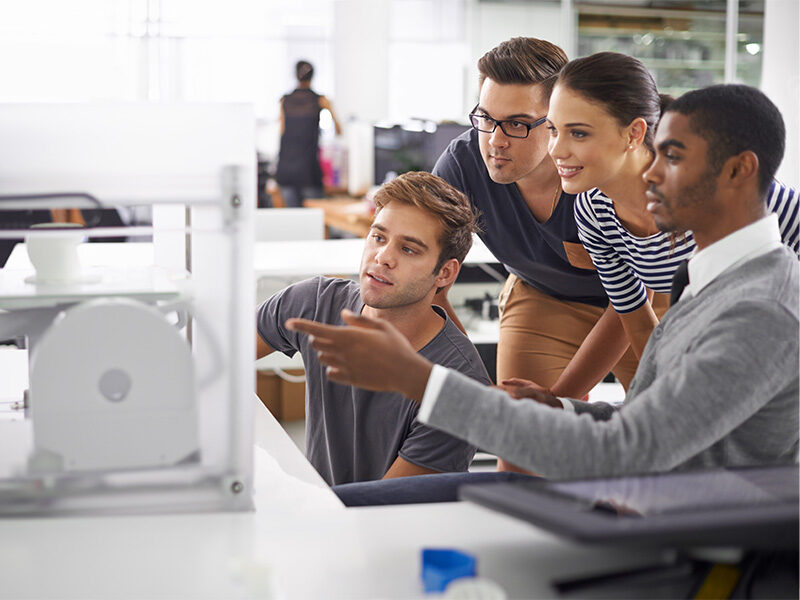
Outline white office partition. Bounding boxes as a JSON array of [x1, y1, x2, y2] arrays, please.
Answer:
[[254, 208, 325, 242], [0, 104, 255, 516]]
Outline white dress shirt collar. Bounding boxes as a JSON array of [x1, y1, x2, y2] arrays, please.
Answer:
[[683, 213, 782, 301]]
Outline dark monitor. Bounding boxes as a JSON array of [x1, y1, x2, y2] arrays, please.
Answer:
[[428, 123, 470, 167], [373, 122, 470, 185]]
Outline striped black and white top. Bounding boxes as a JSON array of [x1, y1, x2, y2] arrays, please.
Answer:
[[574, 180, 799, 313]]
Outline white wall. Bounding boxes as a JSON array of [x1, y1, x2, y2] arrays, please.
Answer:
[[761, 0, 799, 187], [333, 0, 390, 122], [471, 1, 568, 59], [465, 1, 569, 107]]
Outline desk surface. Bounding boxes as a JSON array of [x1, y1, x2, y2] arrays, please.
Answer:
[[303, 197, 373, 238], [0, 341, 644, 599], [0, 396, 660, 600], [2, 244, 649, 598]]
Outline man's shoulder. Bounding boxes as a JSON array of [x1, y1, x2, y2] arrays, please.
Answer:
[[732, 247, 797, 294], [422, 307, 491, 384], [307, 276, 361, 314], [440, 128, 477, 159], [278, 276, 360, 315], [687, 248, 798, 322], [739, 248, 798, 312], [282, 274, 354, 295], [433, 130, 481, 181], [311, 275, 359, 292]]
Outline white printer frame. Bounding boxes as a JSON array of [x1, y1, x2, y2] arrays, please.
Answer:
[[0, 104, 255, 516]]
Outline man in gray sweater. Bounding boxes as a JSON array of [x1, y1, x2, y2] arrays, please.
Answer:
[[288, 85, 799, 505]]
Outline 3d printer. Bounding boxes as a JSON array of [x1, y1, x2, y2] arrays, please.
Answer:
[[0, 104, 255, 516]]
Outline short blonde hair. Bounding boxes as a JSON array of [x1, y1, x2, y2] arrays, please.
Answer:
[[373, 171, 479, 270]]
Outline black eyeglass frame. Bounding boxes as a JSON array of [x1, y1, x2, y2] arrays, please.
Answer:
[[468, 104, 547, 139]]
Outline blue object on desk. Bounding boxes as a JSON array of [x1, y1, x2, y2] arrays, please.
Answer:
[[421, 548, 477, 593]]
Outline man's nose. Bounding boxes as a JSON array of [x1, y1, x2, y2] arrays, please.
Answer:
[[375, 245, 396, 267], [489, 125, 510, 147], [643, 158, 662, 186]]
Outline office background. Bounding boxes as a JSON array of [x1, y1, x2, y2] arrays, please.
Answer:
[[0, 5, 797, 596], [0, 0, 796, 187]]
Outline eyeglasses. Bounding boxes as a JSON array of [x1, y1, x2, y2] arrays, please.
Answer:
[[468, 105, 547, 139]]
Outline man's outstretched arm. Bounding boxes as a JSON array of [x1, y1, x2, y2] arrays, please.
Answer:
[[289, 301, 799, 479], [287, 309, 433, 401], [286, 309, 557, 407]]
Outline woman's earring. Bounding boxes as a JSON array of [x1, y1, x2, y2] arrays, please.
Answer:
[[628, 145, 634, 150]]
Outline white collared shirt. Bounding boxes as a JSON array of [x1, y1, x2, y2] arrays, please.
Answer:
[[418, 214, 785, 421], [680, 213, 783, 302]]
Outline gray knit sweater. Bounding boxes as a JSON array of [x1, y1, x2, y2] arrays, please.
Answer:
[[425, 248, 799, 479]]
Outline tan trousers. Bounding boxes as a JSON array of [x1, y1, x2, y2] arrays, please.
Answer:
[[496, 274, 670, 390]]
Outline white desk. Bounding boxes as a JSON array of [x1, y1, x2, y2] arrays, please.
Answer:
[[0, 314, 639, 598], [0, 393, 662, 599], [3, 242, 649, 596]]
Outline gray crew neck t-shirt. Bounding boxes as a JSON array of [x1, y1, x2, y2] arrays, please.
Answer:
[[433, 129, 608, 307], [257, 276, 491, 485]]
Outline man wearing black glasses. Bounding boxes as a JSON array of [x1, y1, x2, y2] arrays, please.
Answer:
[[432, 38, 643, 472]]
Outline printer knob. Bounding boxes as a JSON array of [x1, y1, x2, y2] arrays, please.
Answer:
[[98, 368, 132, 403]]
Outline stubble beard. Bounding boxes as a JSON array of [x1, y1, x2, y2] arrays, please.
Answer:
[[488, 166, 518, 185], [655, 169, 718, 234], [360, 274, 436, 311]]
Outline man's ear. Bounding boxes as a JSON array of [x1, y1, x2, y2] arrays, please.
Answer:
[[435, 258, 461, 289], [721, 150, 760, 190]]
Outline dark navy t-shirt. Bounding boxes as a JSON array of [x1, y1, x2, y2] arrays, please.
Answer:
[[433, 129, 608, 307]]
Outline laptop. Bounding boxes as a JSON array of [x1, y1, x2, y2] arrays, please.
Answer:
[[460, 464, 799, 549]]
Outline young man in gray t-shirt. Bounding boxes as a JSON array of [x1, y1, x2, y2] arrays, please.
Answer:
[[256, 172, 490, 486]]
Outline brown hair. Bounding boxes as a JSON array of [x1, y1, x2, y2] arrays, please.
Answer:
[[478, 37, 568, 93], [373, 171, 479, 270], [556, 52, 673, 152]]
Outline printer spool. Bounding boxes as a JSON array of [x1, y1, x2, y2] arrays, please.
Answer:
[[28, 297, 198, 473]]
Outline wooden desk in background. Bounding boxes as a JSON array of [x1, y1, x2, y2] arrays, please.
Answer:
[[303, 197, 374, 238]]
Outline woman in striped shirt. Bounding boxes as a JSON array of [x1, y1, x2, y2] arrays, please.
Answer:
[[505, 52, 798, 400]]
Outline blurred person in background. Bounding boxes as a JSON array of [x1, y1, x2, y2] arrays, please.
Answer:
[[275, 60, 342, 208]]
